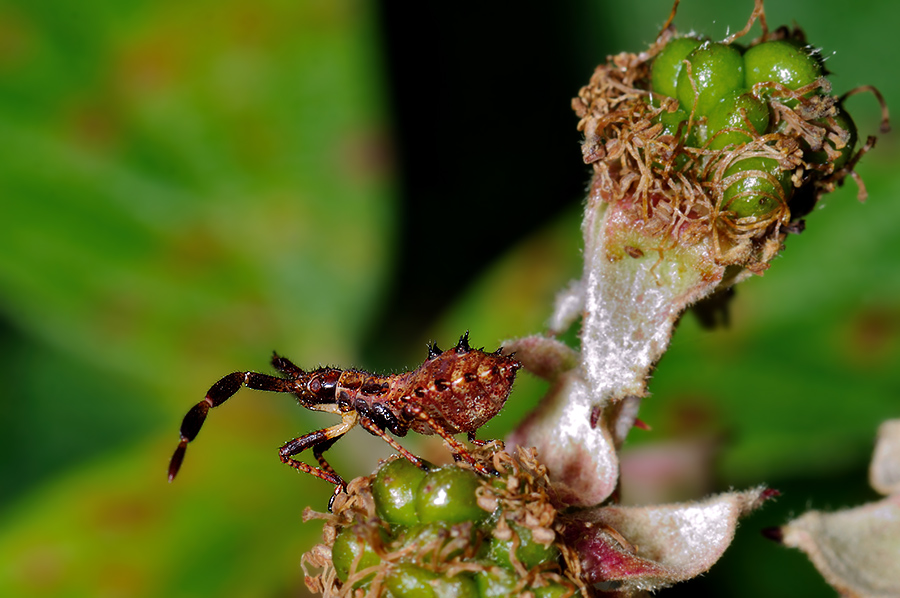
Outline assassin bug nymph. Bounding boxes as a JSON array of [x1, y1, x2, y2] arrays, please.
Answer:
[[168, 332, 520, 500]]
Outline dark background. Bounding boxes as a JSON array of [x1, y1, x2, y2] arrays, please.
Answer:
[[369, 2, 594, 348]]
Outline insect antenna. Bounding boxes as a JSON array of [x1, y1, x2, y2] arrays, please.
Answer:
[[168, 371, 297, 482]]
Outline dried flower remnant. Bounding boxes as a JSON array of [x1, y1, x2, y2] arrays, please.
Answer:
[[571, 0, 888, 273]]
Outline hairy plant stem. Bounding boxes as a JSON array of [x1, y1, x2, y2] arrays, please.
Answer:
[[509, 192, 733, 507]]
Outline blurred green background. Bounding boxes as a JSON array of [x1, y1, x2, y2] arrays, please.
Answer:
[[0, 1, 895, 597]]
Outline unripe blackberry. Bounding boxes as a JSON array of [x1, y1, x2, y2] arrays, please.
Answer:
[[303, 445, 586, 597], [571, 6, 883, 269]]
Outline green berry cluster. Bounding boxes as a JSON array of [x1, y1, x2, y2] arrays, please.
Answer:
[[649, 35, 856, 221], [304, 445, 583, 598], [571, 0, 886, 270]]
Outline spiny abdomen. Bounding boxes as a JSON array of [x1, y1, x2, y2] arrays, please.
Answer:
[[400, 340, 520, 435]]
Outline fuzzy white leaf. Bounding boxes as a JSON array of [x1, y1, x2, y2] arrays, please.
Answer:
[[780, 496, 900, 598], [870, 419, 900, 496], [508, 370, 619, 506], [562, 486, 773, 593]]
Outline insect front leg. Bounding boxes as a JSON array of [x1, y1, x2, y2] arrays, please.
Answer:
[[279, 412, 358, 492], [312, 435, 343, 478], [168, 371, 296, 482]]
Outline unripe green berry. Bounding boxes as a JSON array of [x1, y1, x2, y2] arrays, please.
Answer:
[[534, 583, 579, 598], [394, 522, 475, 563], [651, 108, 699, 168], [373, 458, 427, 526], [384, 564, 479, 598], [676, 41, 744, 115], [415, 467, 490, 524], [653, 108, 699, 150], [475, 566, 571, 598], [331, 526, 382, 586], [487, 523, 559, 570], [743, 40, 822, 102], [721, 157, 791, 219], [651, 36, 703, 99], [654, 108, 691, 138], [475, 566, 518, 598], [707, 89, 771, 150]]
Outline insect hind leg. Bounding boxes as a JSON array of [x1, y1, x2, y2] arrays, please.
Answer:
[[168, 371, 295, 482], [403, 403, 492, 476]]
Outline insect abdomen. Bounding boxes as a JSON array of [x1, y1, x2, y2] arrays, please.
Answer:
[[402, 345, 520, 435]]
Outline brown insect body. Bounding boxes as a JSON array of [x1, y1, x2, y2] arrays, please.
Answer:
[[399, 347, 517, 435], [168, 332, 519, 500]]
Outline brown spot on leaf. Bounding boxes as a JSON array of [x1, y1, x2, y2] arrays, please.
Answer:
[[843, 306, 899, 367]]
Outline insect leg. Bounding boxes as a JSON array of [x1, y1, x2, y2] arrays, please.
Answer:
[[168, 371, 295, 482], [271, 352, 304, 377], [279, 413, 357, 490], [467, 431, 490, 447], [357, 416, 428, 470], [312, 435, 343, 478], [403, 404, 492, 476]]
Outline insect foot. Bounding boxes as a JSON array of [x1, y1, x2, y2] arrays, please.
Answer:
[[301, 441, 587, 598], [167, 334, 520, 507]]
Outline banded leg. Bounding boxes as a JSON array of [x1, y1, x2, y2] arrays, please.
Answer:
[[168, 371, 296, 482], [314, 425, 367, 511], [403, 403, 492, 475], [357, 416, 428, 470], [279, 414, 357, 489], [467, 431, 490, 447], [312, 435, 343, 479]]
